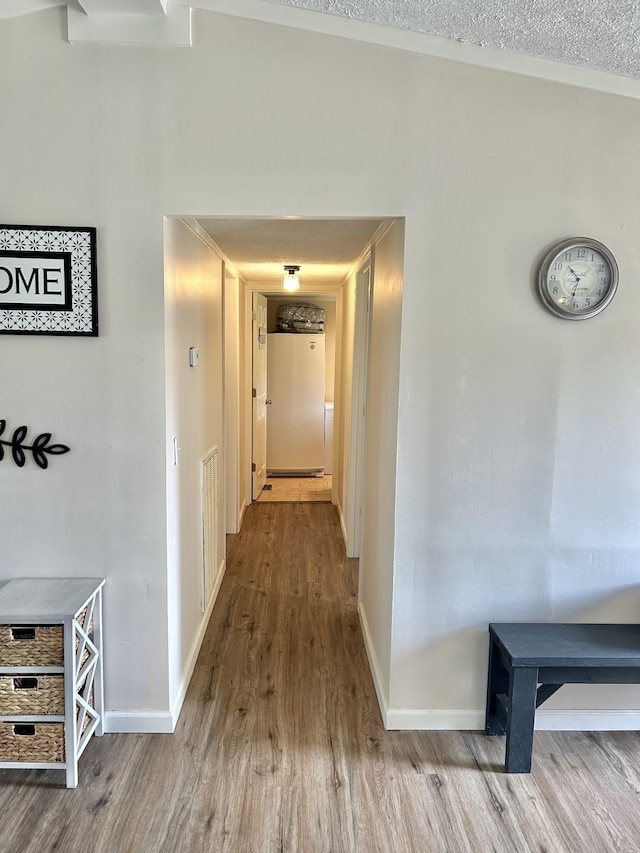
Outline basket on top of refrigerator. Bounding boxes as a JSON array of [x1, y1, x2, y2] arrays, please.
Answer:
[[276, 303, 325, 334]]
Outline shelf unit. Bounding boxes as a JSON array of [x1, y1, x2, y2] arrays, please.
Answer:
[[0, 578, 105, 788]]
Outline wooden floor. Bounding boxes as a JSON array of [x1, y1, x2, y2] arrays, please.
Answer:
[[2, 502, 640, 852], [256, 475, 332, 502]]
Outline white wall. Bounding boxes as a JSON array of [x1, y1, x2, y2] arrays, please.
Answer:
[[359, 224, 404, 704], [388, 70, 640, 726], [164, 217, 224, 727], [3, 7, 640, 729]]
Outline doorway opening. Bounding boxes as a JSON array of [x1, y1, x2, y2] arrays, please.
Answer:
[[191, 215, 396, 558], [254, 290, 337, 504], [164, 214, 405, 727]]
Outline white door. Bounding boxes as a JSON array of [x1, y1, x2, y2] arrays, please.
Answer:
[[252, 292, 268, 499]]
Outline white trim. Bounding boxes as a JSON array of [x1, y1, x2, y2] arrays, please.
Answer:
[[346, 255, 373, 561], [381, 707, 640, 732], [337, 498, 348, 552], [103, 711, 174, 734], [186, 0, 640, 101], [358, 601, 390, 725], [385, 709, 485, 731], [170, 557, 225, 726], [177, 217, 240, 278], [238, 496, 248, 529], [347, 220, 394, 281], [535, 710, 640, 731]]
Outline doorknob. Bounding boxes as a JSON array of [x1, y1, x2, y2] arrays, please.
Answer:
[[266, 399, 272, 405]]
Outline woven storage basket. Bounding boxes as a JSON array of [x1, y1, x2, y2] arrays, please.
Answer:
[[78, 684, 95, 735], [0, 675, 65, 716], [0, 722, 65, 762], [76, 606, 93, 669], [0, 626, 64, 667], [76, 606, 92, 634]]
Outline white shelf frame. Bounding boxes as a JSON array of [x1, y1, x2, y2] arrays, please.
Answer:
[[0, 578, 105, 788]]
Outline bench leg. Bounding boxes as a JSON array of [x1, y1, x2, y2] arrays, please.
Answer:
[[485, 637, 509, 735], [505, 666, 538, 773]]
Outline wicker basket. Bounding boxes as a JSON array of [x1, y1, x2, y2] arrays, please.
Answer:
[[0, 626, 64, 667], [76, 606, 92, 635], [77, 683, 95, 735], [0, 675, 65, 716], [0, 722, 65, 762]]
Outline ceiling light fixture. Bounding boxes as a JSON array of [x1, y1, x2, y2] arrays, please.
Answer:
[[282, 265, 301, 292]]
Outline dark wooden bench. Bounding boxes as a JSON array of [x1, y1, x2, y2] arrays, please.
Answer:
[[485, 623, 640, 772]]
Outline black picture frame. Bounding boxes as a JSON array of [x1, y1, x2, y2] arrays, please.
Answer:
[[0, 225, 98, 336]]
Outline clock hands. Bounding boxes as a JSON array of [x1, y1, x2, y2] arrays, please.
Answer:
[[567, 266, 581, 297], [567, 265, 593, 298]]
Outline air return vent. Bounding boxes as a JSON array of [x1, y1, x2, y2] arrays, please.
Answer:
[[201, 445, 220, 612]]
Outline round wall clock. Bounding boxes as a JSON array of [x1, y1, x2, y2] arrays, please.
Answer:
[[538, 237, 619, 320]]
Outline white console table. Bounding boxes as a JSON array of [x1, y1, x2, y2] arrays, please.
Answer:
[[0, 578, 105, 788]]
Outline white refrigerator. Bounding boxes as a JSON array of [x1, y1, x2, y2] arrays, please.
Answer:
[[267, 333, 325, 475]]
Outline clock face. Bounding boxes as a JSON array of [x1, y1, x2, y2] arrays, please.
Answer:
[[538, 238, 618, 319]]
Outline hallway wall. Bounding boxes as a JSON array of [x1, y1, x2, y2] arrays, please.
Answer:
[[3, 7, 640, 729], [164, 217, 224, 726], [335, 268, 357, 548], [359, 223, 404, 702]]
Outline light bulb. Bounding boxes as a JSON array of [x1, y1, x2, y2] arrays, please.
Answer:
[[283, 273, 301, 291]]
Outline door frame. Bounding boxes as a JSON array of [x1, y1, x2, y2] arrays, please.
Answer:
[[345, 253, 374, 559], [251, 292, 268, 500], [246, 282, 340, 504]]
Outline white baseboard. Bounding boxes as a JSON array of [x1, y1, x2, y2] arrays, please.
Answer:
[[238, 497, 248, 529], [170, 557, 226, 727], [382, 708, 640, 732], [105, 705, 640, 736], [385, 709, 485, 730], [358, 602, 390, 724], [338, 502, 348, 551], [337, 498, 360, 558], [535, 710, 640, 730], [105, 557, 226, 735], [103, 712, 175, 734]]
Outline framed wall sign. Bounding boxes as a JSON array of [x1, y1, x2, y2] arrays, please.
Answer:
[[0, 225, 98, 336]]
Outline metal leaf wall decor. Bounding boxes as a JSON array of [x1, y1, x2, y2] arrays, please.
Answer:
[[0, 420, 70, 469]]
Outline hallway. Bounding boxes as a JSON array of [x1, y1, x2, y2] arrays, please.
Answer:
[[256, 475, 333, 502], [2, 503, 640, 851]]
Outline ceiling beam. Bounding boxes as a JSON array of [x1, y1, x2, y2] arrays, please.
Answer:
[[75, 0, 167, 14], [67, 2, 191, 46]]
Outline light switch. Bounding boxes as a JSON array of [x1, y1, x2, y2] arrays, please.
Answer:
[[189, 347, 199, 367]]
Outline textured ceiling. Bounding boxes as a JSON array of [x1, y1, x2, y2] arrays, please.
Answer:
[[265, 0, 640, 80], [2, 1, 640, 80], [197, 217, 384, 283]]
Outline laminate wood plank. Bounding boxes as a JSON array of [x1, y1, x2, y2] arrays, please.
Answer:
[[3, 502, 640, 852]]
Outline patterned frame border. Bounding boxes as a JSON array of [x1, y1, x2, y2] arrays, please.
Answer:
[[0, 225, 98, 336]]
